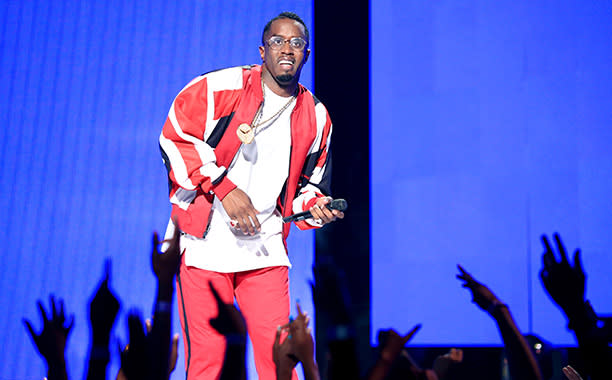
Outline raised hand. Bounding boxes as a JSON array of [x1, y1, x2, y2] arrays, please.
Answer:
[[378, 325, 421, 363], [457, 265, 503, 314], [562, 365, 584, 380], [540, 233, 586, 315], [273, 325, 299, 380], [89, 259, 120, 344], [287, 302, 314, 364], [221, 187, 260, 235], [86, 260, 120, 380], [309, 197, 344, 225], [152, 223, 183, 285], [209, 281, 247, 339], [23, 295, 74, 380]]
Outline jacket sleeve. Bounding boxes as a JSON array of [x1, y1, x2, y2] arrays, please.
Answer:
[[292, 103, 333, 229], [159, 76, 236, 209]]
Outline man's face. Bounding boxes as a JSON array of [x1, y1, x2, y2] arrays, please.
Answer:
[[259, 18, 310, 87]]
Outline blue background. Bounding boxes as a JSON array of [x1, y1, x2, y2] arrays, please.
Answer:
[[0, 1, 313, 379], [371, 0, 612, 345]]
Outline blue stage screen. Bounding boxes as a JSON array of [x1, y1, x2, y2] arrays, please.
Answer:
[[0, 1, 314, 379], [371, 0, 612, 345]]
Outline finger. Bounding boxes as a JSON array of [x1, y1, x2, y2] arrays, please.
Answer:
[[37, 301, 49, 323], [145, 319, 152, 333], [310, 206, 323, 220], [153, 231, 160, 253], [457, 264, 467, 275], [104, 258, 112, 283], [274, 326, 282, 347], [554, 233, 569, 263], [296, 301, 303, 316], [23, 319, 36, 338], [457, 265, 475, 281], [279, 321, 292, 330], [209, 281, 223, 306], [332, 210, 344, 219], [541, 235, 556, 267], [245, 214, 258, 235], [402, 323, 422, 343], [59, 298, 66, 320], [66, 315, 75, 332], [319, 207, 336, 223], [50, 294, 57, 319], [249, 211, 261, 232], [238, 215, 250, 235], [574, 249, 585, 276]]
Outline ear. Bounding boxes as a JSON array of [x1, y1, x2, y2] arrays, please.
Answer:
[[303, 49, 311, 64], [259, 45, 265, 62]]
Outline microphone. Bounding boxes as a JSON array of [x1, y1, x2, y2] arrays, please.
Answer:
[[282, 198, 348, 223]]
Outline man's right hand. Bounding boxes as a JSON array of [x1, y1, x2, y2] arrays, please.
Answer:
[[221, 188, 261, 235]]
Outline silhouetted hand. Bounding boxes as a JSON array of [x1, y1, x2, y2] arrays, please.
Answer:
[[378, 326, 421, 363], [540, 233, 586, 315], [286, 302, 314, 364], [222, 188, 260, 235], [208, 281, 247, 338], [23, 295, 74, 379], [152, 223, 183, 285], [90, 260, 120, 345], [273, 325, 299, 379], [457, 265, 502, 314]]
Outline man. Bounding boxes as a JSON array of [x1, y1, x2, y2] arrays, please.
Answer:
[[159, 12, 343, 380]]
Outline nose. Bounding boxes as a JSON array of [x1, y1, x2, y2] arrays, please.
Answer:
[[280, 40, 294, 54]]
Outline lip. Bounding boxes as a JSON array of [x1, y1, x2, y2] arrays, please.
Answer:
[[277, 57, 295, 65], [278, 60, 294, 71]]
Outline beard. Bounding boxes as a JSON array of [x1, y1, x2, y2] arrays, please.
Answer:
[[275, 73, 294, 84]]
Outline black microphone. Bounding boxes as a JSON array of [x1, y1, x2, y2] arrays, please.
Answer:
[[282, 198, 348, 223]]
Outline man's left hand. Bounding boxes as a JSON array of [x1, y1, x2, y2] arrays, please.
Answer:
[[309, 197, 344, 225]]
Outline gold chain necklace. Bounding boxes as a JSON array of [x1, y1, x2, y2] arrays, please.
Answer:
[[237, 80, 296, 144]]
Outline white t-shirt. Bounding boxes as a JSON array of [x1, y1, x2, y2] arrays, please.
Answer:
[[179, 83, 296, 273]]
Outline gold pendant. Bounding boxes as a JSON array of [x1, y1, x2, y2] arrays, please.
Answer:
[[237, 123, 254, 144]]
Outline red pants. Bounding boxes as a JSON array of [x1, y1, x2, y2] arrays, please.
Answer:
[[177, 256, 299, 380]]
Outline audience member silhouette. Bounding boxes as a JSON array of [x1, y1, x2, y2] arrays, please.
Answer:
[[457, 264, 542, 380], [23, 295, 74, 380], [540, 233, 612, 380]]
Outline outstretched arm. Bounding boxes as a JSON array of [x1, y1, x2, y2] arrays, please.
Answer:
[[86, 260, 120, 380], [149, 224, 183, 380], [540, 233, 611, 380], [457, 265, 542, 380]]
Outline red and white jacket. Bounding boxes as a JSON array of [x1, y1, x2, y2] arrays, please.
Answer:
[[159, 65, 333, 244]]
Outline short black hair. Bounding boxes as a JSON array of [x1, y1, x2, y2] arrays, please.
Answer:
[[262, 12, 310, 45]]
